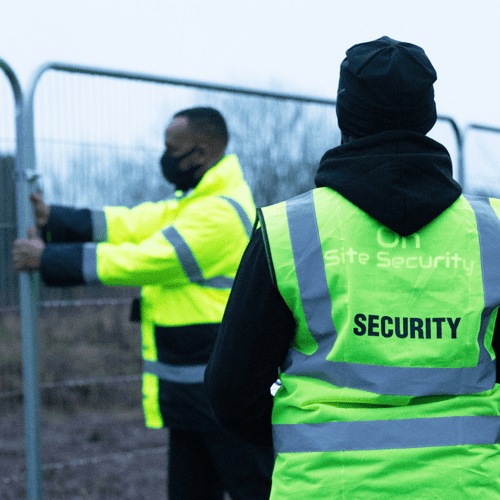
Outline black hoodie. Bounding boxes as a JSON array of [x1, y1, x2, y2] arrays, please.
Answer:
[[316, 130, 461, 236], [204, 131, 498, 447]]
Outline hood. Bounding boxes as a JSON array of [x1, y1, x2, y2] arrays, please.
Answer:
[[315, 130, 462, 236]]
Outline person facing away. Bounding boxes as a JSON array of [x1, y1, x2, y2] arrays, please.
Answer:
[[12, 107, 275, 500], [204, 37, 500, 499]]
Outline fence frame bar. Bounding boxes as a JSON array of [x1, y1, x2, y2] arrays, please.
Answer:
[[1, 58, 43, 499], [29, 61, 340, 104], [466, 124, 500, 134]]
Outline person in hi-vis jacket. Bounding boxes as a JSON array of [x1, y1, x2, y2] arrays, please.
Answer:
[[204, 39, 500, 499], [13, 107, 274, 500]]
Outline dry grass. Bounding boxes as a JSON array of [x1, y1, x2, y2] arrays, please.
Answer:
[[0, 302, 142, 410]]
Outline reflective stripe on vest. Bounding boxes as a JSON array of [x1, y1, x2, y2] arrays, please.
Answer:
[[162, 196, 252, 289], [273, 415, 500, 454], [280, 191, 498, 396], [143, 359, 206, 384]]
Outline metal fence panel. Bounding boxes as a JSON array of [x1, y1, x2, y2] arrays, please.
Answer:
[[0, 61, 19, 307], [31, 65, 341, 208], [463, 125, 500, 197], [30, 66, 465, 211]]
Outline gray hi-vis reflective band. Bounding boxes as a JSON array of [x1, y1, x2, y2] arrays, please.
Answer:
[[286, 191, 338, 343], [273, 415, 500, 454], [281, 192, 497, 396], [219, 196, 253, 237], [465, 195, 500, 309], [143, 359, 206, 384], [91, 210, 107, 242], [162, 196, 252, 289], [162, 226, 234, 289], [82, 243, 100, 284]]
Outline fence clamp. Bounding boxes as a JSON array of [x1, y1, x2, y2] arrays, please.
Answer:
[[12, 169, 42, 190]]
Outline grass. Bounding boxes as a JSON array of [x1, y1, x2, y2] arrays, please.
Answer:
[[0, 302, 143, 412]]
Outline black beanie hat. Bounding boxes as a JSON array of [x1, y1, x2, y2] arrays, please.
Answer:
[[336, 36, 437, 138]]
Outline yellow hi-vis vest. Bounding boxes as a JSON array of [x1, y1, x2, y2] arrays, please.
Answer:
[[259, 187, 500, 499], [81, 155, 255, 428]]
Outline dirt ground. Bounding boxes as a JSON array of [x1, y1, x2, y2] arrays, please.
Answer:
[[0, 406, 169, 500], [0, 305, 237, 499]]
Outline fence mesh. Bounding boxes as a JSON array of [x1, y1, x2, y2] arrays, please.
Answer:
[[0, 66, 18, 308], [32, 69, 341, 209], [463, 125, 500, 197]]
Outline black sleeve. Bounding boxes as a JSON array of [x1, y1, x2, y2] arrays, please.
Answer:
[[42, 206, 93, 243], [204, 227, 296, 447], [40, 243, 85, 287]]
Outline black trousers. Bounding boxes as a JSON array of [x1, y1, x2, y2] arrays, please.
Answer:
[[167, 426, 274, 500]]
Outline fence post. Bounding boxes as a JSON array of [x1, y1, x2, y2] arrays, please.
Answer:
[[1, 58, 43, 499]]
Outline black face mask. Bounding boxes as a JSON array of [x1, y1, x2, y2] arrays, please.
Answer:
[[160, 147, 202, 191]]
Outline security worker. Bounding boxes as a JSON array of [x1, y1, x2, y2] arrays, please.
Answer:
[[204, 38, 500, 498], [13, 107, 274, 500]]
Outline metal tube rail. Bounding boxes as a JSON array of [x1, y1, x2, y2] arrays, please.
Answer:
[[1, 58, 43, 500]]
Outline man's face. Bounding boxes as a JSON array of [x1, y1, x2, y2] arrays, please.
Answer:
[[160, 116, 205, 190], [163, 116, 201, 171]]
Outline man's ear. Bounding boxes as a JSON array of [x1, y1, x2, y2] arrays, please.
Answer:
[[196, 141, 211, 165]]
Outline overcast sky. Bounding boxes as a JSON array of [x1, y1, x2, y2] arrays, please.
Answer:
[[1, 0, 499, 129]]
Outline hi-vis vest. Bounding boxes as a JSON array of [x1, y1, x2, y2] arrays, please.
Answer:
[[81, 155, 255, 428], [259, 188, 500, 500]]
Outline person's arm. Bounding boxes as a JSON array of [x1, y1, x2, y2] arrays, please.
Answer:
[[14, 221, 205, 287], [204, 228, 296, 447], [33, 192, 175, 245], [42, 206, 93, 243], [17, 195, 248, 288], [30, 192, 94, 243]]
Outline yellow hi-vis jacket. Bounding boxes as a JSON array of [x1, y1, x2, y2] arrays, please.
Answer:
[[260, 188, 500, 499], [82, 154, 255, 428]]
